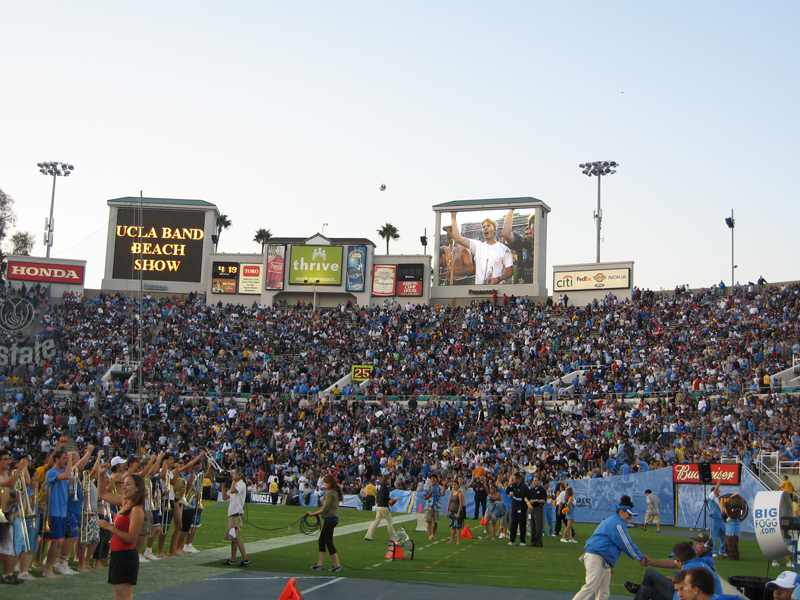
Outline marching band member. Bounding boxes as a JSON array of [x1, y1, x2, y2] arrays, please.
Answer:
[[0, 452, 29, 584]]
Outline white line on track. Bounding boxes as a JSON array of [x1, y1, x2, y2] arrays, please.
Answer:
[[301, 577, 345, 595]]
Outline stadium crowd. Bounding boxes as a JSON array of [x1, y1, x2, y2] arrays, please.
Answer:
[[1, 280, 799, 497]]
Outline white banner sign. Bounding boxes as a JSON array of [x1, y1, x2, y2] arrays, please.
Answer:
[[554, 268, 630, 291]]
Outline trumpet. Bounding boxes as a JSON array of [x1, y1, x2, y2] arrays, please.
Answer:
[[207, 455, 225, 474]]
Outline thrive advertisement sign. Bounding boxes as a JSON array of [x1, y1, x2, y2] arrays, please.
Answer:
[[112, 209, 206, 282], [288, 246, 343, 286]]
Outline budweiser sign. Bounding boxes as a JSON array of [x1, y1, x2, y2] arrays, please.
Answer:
[[672, 463, 741, 485], [8, 261, 85, 284]]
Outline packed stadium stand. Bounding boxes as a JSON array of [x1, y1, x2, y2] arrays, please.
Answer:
[[1, 279, 799, 497]]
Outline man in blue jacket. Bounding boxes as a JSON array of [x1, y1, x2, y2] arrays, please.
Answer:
[[572, 496, 649, 600]]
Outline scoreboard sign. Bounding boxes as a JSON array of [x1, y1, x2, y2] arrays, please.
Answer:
[[211, 262, 238, 294], [351, 364, 374, 382], [112, 208, 206, 282]]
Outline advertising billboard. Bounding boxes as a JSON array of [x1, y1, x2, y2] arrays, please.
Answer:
[[288, 246, 343, 286], [211, 261, 238, 294], [345, 246, 367, 292], [372, 265, 396, 296], [396, 263, 424, 297], [440, 207, 536, 286], [265, 244, 286, 290], [112, 208, 206, 282], [238, 263, 264, 294], [554, 268, 630, 292], [672, 463, 742, 485], [7, 261, 85, 284]]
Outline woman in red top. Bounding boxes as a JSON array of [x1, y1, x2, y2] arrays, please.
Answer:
[[98, 472, 146, 600]]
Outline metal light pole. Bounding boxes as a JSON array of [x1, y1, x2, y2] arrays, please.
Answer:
[[579, 161, 618, 263], [37, 161, 75, 257], [725, 210, 736, 287]]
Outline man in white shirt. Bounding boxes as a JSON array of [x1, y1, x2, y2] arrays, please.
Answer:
[[450, 213, 513, 285], [221, 469, 250, 567]]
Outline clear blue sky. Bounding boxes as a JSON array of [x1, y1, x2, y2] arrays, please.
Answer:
[[1, 2, 797, 291]]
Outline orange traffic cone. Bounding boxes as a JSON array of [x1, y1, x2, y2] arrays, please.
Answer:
[[278, 577, 304, 600], [479, 514, 486, 526], [385, 542, 405, 560], [460, 526, 473, 539]]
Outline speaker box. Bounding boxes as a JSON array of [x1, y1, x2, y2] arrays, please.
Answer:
[[698, 463, 713, 484]]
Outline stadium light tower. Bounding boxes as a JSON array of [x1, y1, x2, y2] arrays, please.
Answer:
[[579, 161, 618, 263], [38, 161, 75, 258], [725, 210, 736, 287]]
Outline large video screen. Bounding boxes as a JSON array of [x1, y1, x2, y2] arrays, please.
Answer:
[[288, 245, 344, 286], [113, 208, 206, 282], [439, 208, 536, 286]]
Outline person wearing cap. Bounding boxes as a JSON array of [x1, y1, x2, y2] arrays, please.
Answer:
[[625, 542, 722, 600], [766, 571, 800, 600], [643, 489, 661, 533], [689, 532, 716, 571], [571, 495, 649, 600]]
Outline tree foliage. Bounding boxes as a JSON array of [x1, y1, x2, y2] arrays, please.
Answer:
[[377, 222, 400, 254], [0, 189, 34, 277], [215, 214, 232, 250], [0, 189, 18, 244], [9, 232, 35, 256], [253, 228, 273, 253]]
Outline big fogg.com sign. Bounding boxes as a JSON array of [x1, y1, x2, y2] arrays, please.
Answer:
[[112, 209, 205, 282]]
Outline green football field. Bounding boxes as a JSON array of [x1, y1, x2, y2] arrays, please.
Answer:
[[196, 503, 781, 591], [11, 502, 787, 599]]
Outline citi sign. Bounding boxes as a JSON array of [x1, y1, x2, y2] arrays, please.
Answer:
[[8, 262, 85, 284]]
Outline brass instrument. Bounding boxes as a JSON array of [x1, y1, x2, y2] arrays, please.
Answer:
[[0, 485, 7, 524], [173, 474, 189, 507], [40, 482, 51, 533], [15, 478, 32, 553], [160, 474, 172, 530], [69, 467, 79, 501], [151, 476, 162, 513], [190, 473, 204, 527], [79, 470, 92, 545]]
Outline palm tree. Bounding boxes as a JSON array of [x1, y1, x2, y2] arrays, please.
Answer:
[[253, 228, 273, 253], [377, 223, 400, 254], [215, 214, 232, 251]]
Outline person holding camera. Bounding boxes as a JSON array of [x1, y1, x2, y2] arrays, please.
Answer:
[[221, 469, 250, 567]]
